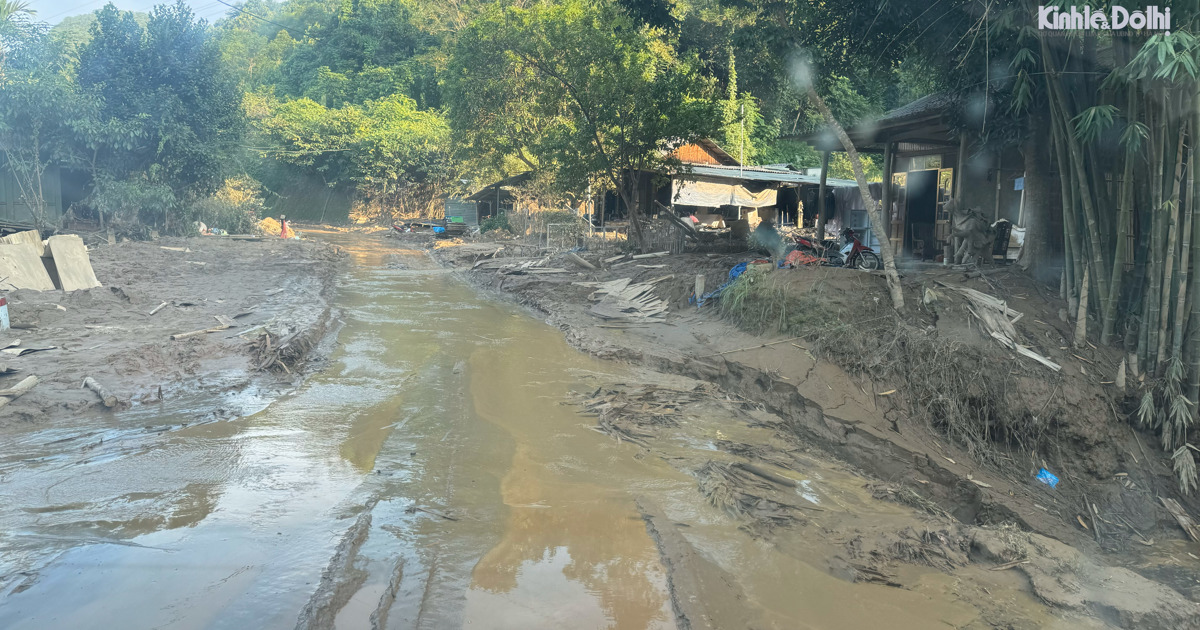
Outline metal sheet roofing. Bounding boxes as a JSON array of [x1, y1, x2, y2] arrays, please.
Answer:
[[673, 163, 859, 188]]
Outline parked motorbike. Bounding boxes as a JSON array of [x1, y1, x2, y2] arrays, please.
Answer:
[[792, 227, 880, 270]]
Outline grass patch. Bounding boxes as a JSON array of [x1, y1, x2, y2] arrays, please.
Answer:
[[717, 266, 833, 335]]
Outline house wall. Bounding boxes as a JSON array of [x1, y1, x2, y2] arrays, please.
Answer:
[[0, 165, 63, 228], [671, 143, 725, 166], [445, 199, 478, 225]]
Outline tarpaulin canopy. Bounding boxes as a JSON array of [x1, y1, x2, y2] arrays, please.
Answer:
[[672, 179, 778, 208]]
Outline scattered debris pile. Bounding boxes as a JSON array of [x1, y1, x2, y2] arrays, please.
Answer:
[[575, 384, 708, 445], [574, 277, 670, 322], [695, 460, 811, 533], [936, 281, 1060, 371], [249, 322, 320, 374]]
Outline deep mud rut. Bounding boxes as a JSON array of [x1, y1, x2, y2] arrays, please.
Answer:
[[0, 231, 1143, 629]]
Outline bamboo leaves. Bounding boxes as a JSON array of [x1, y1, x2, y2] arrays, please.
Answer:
[[1071, 105, 1117, 144]]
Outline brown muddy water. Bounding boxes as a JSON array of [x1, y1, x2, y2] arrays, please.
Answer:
[[0, 232, 1090, 629]]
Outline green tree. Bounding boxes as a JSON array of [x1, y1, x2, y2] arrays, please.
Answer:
[[0, 27, 85, 231], [448, 0, 720, 248], [0, 0, 34, 79], [76, 1, 244, 214], [251, 92, 451, 220]]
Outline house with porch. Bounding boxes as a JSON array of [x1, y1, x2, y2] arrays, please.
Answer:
[[805, 93, 1055, 260]]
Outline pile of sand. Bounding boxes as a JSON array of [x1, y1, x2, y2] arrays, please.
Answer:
[[258, 217, 282, 236]]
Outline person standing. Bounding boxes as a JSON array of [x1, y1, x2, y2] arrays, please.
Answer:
[[279, 214, 291, 239]]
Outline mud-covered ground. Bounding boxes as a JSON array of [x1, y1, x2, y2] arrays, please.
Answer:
[[0, 236, 342, 432], [432, 234, 1200, 629], [3, 228, 1198, 629]]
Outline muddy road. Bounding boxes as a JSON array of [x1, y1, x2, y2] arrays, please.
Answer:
[[0, 231, 1158, 629]]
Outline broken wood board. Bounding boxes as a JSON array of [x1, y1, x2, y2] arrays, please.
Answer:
[[0, 230, 45, 257], [45, 234, 102, 291], [0, 375, 37, 408], [0, 243, 55, 291]]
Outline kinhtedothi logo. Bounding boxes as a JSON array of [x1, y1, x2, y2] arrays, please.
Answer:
[[1038, 5, 1171, 31]]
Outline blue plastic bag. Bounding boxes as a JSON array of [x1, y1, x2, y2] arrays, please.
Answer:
[[1035, 468, 1059, 488]]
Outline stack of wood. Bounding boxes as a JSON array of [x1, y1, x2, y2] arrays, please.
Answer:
[[574, 277, 668, 322], [472, 256, 569, 275], [937, 282, 1060, 371]]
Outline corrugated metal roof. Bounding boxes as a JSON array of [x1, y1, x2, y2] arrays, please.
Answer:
[[674, 164, 859, 188]]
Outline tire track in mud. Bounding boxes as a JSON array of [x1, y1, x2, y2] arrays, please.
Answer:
[[636, 498, 761, 630], [294, 504, 375, 630]]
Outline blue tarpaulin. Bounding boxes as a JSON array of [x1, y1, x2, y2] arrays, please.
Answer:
[[1036, 468, 1059, 488]]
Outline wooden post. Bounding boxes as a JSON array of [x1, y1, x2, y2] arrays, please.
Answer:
[[816, 150, 831, 242], [881, 142, 894, 240], [955, 133, 968, 198], [993, 148, 1003, 222]]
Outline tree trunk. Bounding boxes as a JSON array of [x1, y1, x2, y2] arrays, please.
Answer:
[[1018, 108, 1052, 273], [816, 150, 830, 242], [618, 170, 648, 252], [805, 84, 904, 311]]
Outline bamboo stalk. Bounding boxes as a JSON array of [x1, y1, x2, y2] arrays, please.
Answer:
[[1172, 120, 1195, 359], [1049, 101, 1082, 314], [1187, 96, 1200, 404], [1043, 44, 1111, 311], [1103, 82, 1138, 345], [1156, 127, 1186, 371]]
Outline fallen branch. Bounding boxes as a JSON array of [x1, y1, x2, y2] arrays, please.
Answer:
[[82, 376, 118, 408], [566, 252, 596, 270], [700, 337, 804, 358]]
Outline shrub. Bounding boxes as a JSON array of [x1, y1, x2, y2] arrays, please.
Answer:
[[480, 213, 512, 234], [186, 176, 265, 234]]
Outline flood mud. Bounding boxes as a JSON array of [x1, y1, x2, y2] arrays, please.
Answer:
[[0, 230, 1193, 629]]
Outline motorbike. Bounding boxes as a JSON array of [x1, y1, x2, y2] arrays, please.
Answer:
[[792, 227, 880, 270]]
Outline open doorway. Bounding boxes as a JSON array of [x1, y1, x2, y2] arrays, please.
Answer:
[[904, 169, 938, 258]]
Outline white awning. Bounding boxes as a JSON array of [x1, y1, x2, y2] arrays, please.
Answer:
[[672, 180, 778, 208]]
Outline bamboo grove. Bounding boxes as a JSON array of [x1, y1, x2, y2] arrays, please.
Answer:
[[1010, 5, 1200, 491]]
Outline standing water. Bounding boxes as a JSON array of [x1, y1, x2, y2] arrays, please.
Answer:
[[0, 231, 1092, 630], [0, 231, 674, 629]]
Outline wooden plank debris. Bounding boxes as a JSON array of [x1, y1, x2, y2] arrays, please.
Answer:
[[631, 251, 670, 259], [148, 302, 168, 316], [45, 235, 102, 291], [0, 375, 37, 408]]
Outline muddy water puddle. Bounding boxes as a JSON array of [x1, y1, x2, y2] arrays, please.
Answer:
[[0, 232, 1090, 629]]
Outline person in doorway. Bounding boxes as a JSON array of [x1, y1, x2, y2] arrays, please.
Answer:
[[279, 214, 291, 239]]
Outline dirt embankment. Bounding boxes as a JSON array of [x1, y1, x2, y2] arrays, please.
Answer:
[[429, 237, 1200, 625], [0, 236, 343, 431]]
